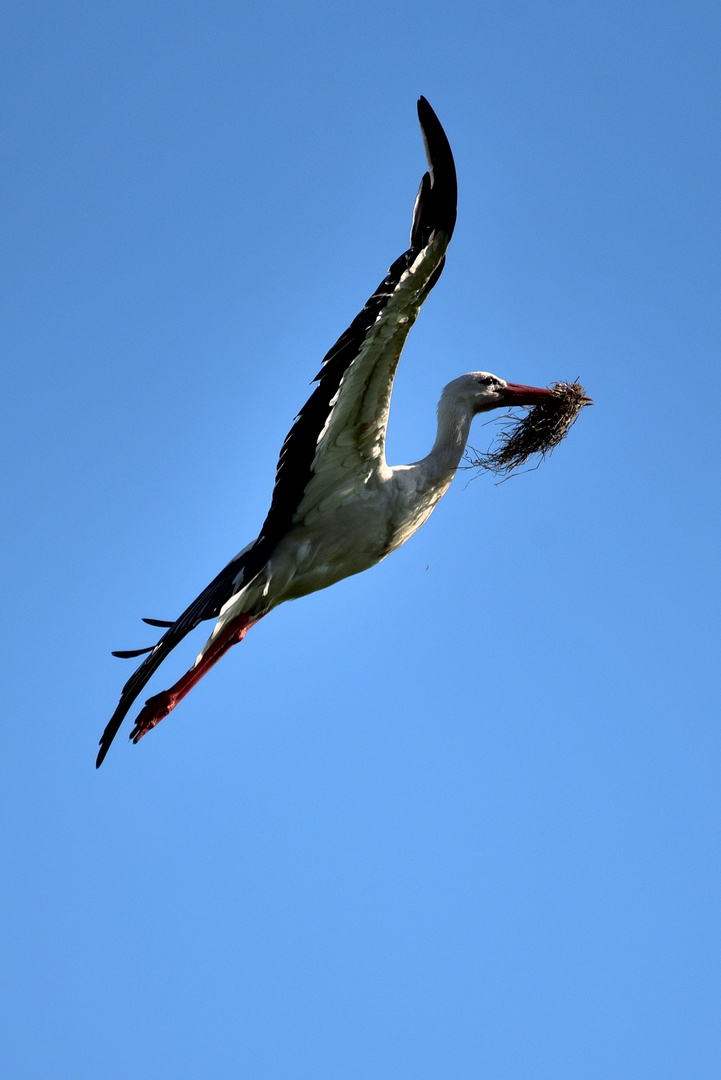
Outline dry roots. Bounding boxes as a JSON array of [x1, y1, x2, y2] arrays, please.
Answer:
[[466, 380, 591, 477]]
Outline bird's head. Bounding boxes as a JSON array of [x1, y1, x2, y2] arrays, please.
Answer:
[[445, 372, 553, 415]]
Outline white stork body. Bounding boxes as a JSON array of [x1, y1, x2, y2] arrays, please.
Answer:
[[97, 98, 552, 766]]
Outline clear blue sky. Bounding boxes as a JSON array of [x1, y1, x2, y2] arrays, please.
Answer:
[[2, 2, 719, 1077]]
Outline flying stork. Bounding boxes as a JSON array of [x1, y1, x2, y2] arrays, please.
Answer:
[[97, 97, 555, 767]]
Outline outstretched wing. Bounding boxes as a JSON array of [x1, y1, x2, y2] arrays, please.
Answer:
[[256, 96, 457, 540]]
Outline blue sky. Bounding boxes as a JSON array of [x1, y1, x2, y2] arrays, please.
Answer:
[[2, 1, 719, 1077]]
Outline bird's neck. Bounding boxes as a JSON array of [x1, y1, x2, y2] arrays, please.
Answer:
[[419, 392, 474, 487]]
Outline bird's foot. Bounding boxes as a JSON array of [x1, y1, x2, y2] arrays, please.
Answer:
[[127, 612, 265, 749], [130, 691, 176, 743]]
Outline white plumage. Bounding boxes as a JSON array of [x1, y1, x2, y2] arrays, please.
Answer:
[[97, 98, 553, 766]]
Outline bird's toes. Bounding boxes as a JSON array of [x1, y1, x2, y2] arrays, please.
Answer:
[[130, 691, 176, 743]]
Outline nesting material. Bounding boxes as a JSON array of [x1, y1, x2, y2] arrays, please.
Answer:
[[468, 380, 591, 477]]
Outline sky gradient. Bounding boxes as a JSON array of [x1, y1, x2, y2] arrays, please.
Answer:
[[2, 2, 720, 1077]]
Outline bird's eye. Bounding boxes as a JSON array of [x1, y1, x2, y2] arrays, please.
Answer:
[[478, 375, 497, 386]]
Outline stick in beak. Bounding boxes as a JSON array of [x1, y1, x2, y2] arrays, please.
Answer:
[[470, 380, 591, 475]]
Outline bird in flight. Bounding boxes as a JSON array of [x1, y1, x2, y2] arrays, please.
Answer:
[[97, 97, 559, 767]]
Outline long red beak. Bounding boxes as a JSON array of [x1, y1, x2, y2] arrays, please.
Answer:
[[500, 382, 552, 406]]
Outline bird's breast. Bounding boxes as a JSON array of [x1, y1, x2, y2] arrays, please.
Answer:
[[265, 469, 449, 605]]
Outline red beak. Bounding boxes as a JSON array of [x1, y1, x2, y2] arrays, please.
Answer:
[[500, 382, 552, 406]]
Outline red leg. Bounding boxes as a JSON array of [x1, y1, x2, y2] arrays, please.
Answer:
[[130, 613, 263, 744]]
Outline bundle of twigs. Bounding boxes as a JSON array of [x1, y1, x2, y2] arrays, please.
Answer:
[[466, 380, 591, 477]]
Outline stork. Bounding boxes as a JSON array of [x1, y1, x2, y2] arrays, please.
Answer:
[[97, 97, 555, 767]]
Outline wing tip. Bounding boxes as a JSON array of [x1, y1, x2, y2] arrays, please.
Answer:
[[413, 96, 457, 244]]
